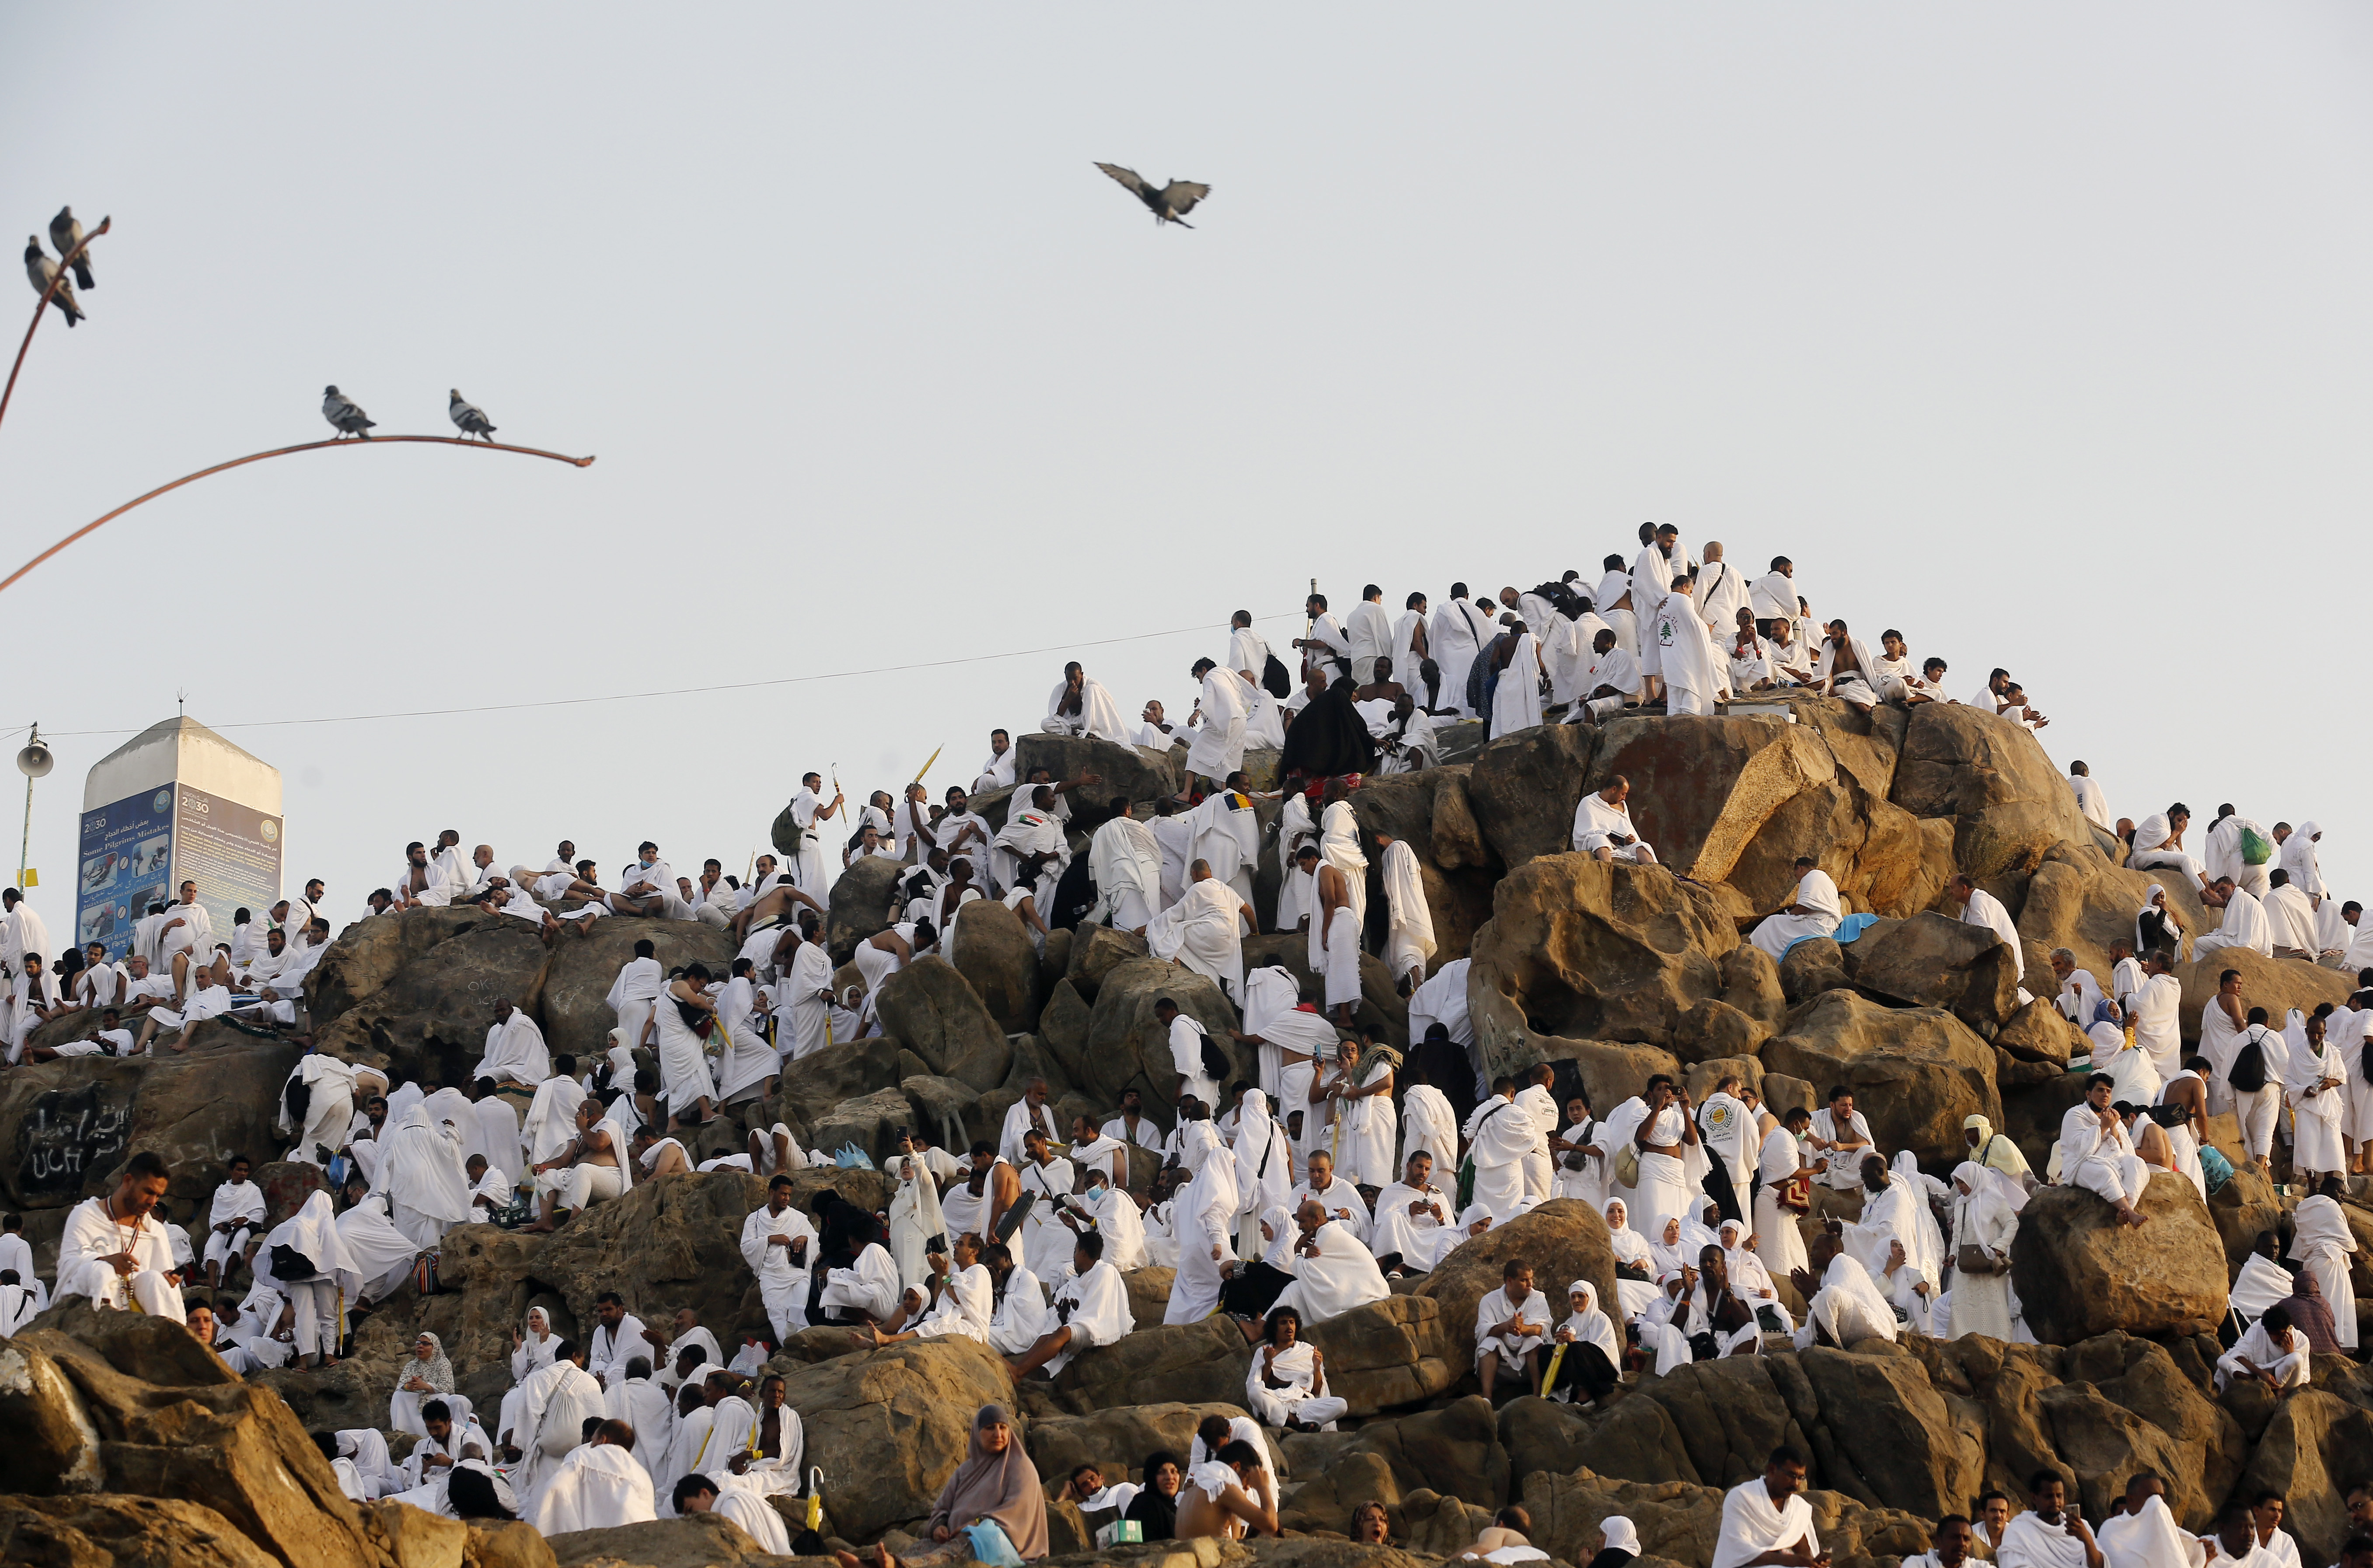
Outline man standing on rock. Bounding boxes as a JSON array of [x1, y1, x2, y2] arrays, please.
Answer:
[[57, 1150, 186, 1321], [741, 1174, 817, 1341], [1948, 873, 2031, 1005]]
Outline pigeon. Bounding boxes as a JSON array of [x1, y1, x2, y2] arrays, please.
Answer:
[[322, 385, 375, 439], [48, 206, 93, 291], [448, 389, 496, 442], [1094, 164, 1211, 227], [24, 237, 82, 326]]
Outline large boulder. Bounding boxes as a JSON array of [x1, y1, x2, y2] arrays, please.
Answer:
[[1466, 857, 1736, 1077], [824, 856, 907, 962], [873, 957, 1013, 1093], [1759, 991, 2001, 1170], [16, 1311, 385, 1568], [545, 1512, 782, 1568], [1889, 703, 2100, 886], [1632, 1355, 1811, 1490], [1065, 925, 1147, 1000], [2235, 1391, 2373, 1566], [1334, 1395, 1510, 1507], [307, 906, 552, 1081], [1464, 725, 1597, 869], [768, 1336, 1019, 1542], [1078, 958, 1243, 1112], [1847, 911, 2022, 1031], [1796, 1347, 1984, 1519], [2016, 852, 2204, 998], [1050, 1317, 1252, 1414], [2009, 1176, 2229, 1343], [2064, 1331, 2248, 1529], [1414, 1198, 1617, 1351], [946, 897, 1043, 1033], [0, 1036, 300, 1213], [1581, 715, 1840, 885], [0, 1494, 283, 1568], [778, 1036, 905, 1137], [533, 917, 738, 1065], [1302, 1294, 1457, 1415], [1013, 733, 1182, 804]]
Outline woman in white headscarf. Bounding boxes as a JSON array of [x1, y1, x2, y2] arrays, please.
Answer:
[[1946, 1162, 2021, 1341], [1602, 1199, 1659, 1320], [390, 1330, 457, 1435], [1648, 1212, 1718, 1280], [1715, 1217, 1791, 1332], [1546, 1279, 1622, 1406], [501, 1307, 560, 1453], [2134, 884, 2187, 961], [1592, 1516, 1641, 1568], [2289, 1194, 2359, 1351]]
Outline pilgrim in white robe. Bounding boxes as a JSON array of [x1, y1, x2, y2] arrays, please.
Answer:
[[817, 1241, 901, 1323], [515, 1357, 609, 1506], [1044, 675, 1130, 743], [1185, 665, 1248, 781], [2289, 1194, 2359, 1350], [201, 1177, 267, 1271], [1474, 1282, 1552, 1372], [1399, 1083, 1458, 1178], [1996, 1505, 2097, 1568], [1146, 877, 1250, 1001], [650, 994, 718, 1117], [604, 1375, 677, 1475], [989, 1264, 1054, 1355], [55, 1192, 185, 1320], [1189, 787, 1263, 909], [1076, 1177, 1150, 1272], [1379, 839, 1436, 990], [1712, 1475, 1819, 1568], [1572, 791, 1655, 863], [282, 1055, 359, 1166], [888, 1152, 950, 1289], [476, 1009, 551, 1086], [2094, 1495, 2205, 1568], [2197, 887, 2274, 957], [1163, 1148, 1239, 1324], [911, 1261, 995, 1343], [533, 1442, 657, 1534], [1799, 1252, 1897, 1348], [1368, 1179, 1453, 1271], [1430, 597, 1494, 718], [1959, 885, 2029, 996], [335, 1189, 419, 1303], [1044, 1257, 1134, 1376], [1651, 592, 1726, 716], [1751, 868, 1841, 961], [2282, 1016, 2349, 1179], [740, 1200, 818, 1341], [1463, 1094, 1540, 1223], [1245, 1338, 1347, 1430], [1269, 1218, 1389, 1326], [991, 803, 1071, 908], [2215, 1317, 2309, 1392], [377, 1105, 475, 1249], [1088, 815, 1166, 933], [1491, 632, 1545, 733], [2057, 1103, 2152, 1210], [1947, 1166, 2021, 1341], [1324, 1056, 1399, 1188], [1572, 643, 1644, 721]]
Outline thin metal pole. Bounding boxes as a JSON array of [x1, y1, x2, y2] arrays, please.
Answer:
[[17, 774, 30, 892], [0, 434, 596, 598], [0, 216, 110, 441]]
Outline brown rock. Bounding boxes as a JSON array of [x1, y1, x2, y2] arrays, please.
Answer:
[[822, 856, 907, 964], [1720, 944, 1788, 1030], [1995, 999, 2078, 1067], [947, 898, 1043, 1033], [1797, 1347, 1983, 1518], [2036, 1379, 2202, 1528], [1890, 704, 2099, 885], [1518, 1470, 1724, 1565], [1012, 734, 1183, 820], [1037, 978, 1092, 1086], [1529, 1037, 1686, 1115], [1120, 1267, 1175, 1327], [2236, 1390, 2373, 1566], [1337, 1394, 1509, 1506], [545, 1512, 783, 1568], [1464, 724, 1598, 870], [1050, 1317, 1251, 1415], [1495, 1394, 1594, 1489], [465, 1521, 561, 1568], [365, 1499, 469, 1568], [1066, 925, 1148, 1001], [1636, 1355, 1811, 1490], [1466, 856, 1736, 1077], [769, 1336, 1020, 1541], [778, 1037, 905, 1139], [1684, 1055, 1766, 1105], [1414, 1198, 1617, 1354], [0, 1494, 282, 1568], [810, 1087, 916, 1165], [1759, 991, 2002, 1170], [1276, 1447, 1400, 1534], [873, 957, 1013, 1093], [1777, 938, 1851, 1006], [1347, 768, 1498, 969], [2208, 1163, 2288, 1270], [2069, 1332, 2247, 1530], [0, 1335, 106, 1495], [1582, 714, 1842, 884], [1670, 998, 1770, 1064], [1301, 1294, 1456, 1415], [2009, 1177, 2229, 1343], [0, 1037, 301, 1214], [1847, 911, 2022, 1031], [308, 906, 554, 1082]]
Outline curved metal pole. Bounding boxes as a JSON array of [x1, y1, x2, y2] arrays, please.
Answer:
[[0, 434, 596, 597], [0, 216, 110, 440]]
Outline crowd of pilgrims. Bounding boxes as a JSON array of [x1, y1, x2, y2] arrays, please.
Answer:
[[4, 528, 2371, 1565]]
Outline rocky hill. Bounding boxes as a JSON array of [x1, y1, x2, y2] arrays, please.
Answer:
[[4, 703, 2371, 1568]]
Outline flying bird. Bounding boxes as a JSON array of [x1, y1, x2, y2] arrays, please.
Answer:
[[448, 389, 497, 442], [48, 206, 94, 290], [322, 385, 375, 439], [23, 237, 83, 326], [1094, 164, 1211, 227]]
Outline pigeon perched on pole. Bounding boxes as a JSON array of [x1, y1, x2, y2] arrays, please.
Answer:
[[23, 238, 82, 326], [448, 389, 496, 442], [322, 386, 375, 439], [1093, 164, 1211, 227], [48, 207, 94, 291]]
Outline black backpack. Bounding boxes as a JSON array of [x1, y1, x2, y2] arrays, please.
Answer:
[[1196, 1025, 1229, 1085], [2229, 1031, 2270, 1093], [1262, 652, 1292, 698]]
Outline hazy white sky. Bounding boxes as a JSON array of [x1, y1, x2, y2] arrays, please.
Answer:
[[3, 5, 2370, 923]]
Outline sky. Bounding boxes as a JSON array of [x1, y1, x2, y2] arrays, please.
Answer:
[[2, 5, 2370, 927]]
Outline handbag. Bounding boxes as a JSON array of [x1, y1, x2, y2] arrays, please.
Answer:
[[1613, 1144, 1640, 1189], [268, 1245, 317, 1281], [1955, 1243, 1999, 1276]]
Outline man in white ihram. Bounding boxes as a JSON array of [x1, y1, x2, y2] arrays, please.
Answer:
[[1572, 777, 1656, 864], [1045, 661, 1130, 742], [1710, 1447, 1822, 1568], [740, 1173, 817, 1341], [1268, 1198, 1389, 1327], [1652, 574, 1727, 716], [1949, 873, 2031, 1005], [1752, 859, 1840, 962], [1344, 585, 1393, 686], [1145, 859, 1255, 1004], [57, 1152, 186, 1322], [1183, 658, 1248, 797], [1087, 803, 1165, 933], [2059, 1072, 2152, 1229]]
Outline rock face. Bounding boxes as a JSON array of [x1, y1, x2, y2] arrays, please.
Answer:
[[531, 918, 740, 1065], [1414, 1198, 1617, 1353], [1460, 726, 1597, 870], [1846, 911, 2022, 1031], [874, 957, 1014, 1093], [768, 1336, 1018, 1541], [1301, 1295, 1457, 1416], [0, 1036, 299, 1214], [310, 906, 552, 1079], [1758, 991, 2002, 1170], [0, 1494, 283, 1568], [946, 897, 1044, 1032], [1583, 715, 1841, 886], [2010, 1176, 2230, 1342], [1466, 857, 1736, 1079]]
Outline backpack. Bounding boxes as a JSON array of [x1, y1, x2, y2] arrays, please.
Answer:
[[1195, 1025, 1229, 1086], [2229, 1031, 2270, 1093], [268, 1245, 317, 1281], [1261, 652, 1292, 699], [283, 1074, 312, 1127]]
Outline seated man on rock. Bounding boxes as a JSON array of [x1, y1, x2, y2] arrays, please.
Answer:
[[2057, 1071, 2153, 1228], [1001, 1230, 1132, 1379], [1571, 775, 1656, 864], [1750, 857, 1841, 962], [1176, 1438, 1279, 1543], [1245, 1304, 1346, 1432], [1448, 1506, 1549, 1566], [1266, 1196, 1389, 1326], [524, 1097, 629, 1233], [1566, 629, 1642, 724], [1787, 1228, 1895, 1350], [1475, 1256, 1552, 1400], [1368, 1149, 1455, 1278]]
